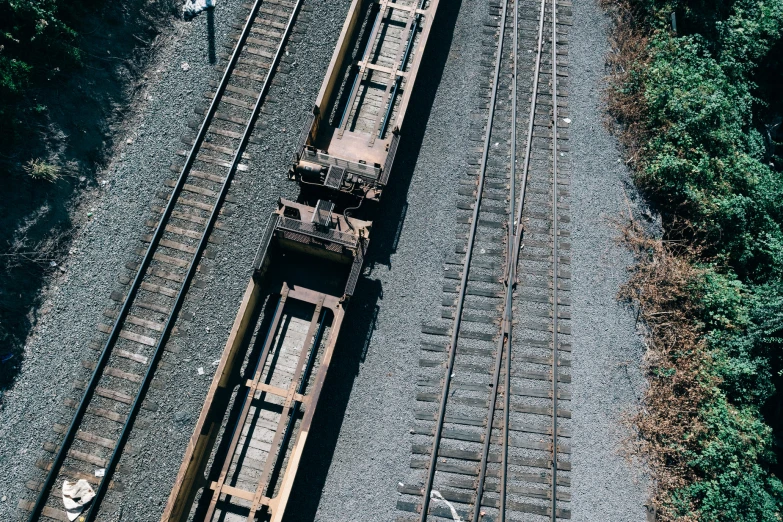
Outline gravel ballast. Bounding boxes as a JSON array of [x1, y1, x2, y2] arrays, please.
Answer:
[[0, 0, 651, 519], [285, 0, 484, 519], [569, 0, 651, 520]]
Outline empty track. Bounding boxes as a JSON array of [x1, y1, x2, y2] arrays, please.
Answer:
[[397, 0, 573, 520], [19, 0, 305, 520]]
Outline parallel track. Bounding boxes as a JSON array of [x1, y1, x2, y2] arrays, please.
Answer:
[[21, 1, 304, 520], [398, 0, 573, 520]]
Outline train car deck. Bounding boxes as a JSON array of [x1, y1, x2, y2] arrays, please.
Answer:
[[162, 200, 366, 522], [292, 0, 439, 200], [195, 284, 343, 522]]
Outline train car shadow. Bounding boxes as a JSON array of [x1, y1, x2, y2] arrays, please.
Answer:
[[282, 0, 463, 519]]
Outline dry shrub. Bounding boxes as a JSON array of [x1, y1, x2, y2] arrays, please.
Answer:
[[620, 219, 716, 521], [601, 0, 652, 167], [23, 158, 62, 183]]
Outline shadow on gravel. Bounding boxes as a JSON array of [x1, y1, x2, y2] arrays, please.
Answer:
[[282, 0, 463, 518], [208, 8, 217, 64], [0, 0, 177, 387]]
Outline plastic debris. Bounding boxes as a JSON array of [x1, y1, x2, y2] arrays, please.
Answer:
[[197, 367, 205, 375], [181, 62, 190, 72], [183, 0, 215, 20], [62, 479, 95, 521], [94, 468, 105, 477], [563, 118, 571, 124], [430, 490, 462, 521]]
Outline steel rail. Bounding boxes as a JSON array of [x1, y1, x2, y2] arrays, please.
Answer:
[[499, 0, 521, 518], [210, 289, 286, 509], [550, 0, 560, 517], [472, 0, 519, 517], [480, 1, 556, 516], [262, 310, 327, 501], [85, 2, 303, 519], [203, 286, 291, 521], [495, 1, 549, 520], [222, 292, 285, 466], [418, 0, 510, 519], [25, 0, 271, 519]]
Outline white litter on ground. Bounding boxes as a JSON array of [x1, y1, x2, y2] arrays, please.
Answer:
[[183, 0, 215, 20], [197, 367, 205, 375], [62, 479, 95, 521], [430, 490, 463, 521]]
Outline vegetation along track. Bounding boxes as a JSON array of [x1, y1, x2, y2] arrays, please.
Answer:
[[18, 0, 308, 520], [397, 0, 572, 520]]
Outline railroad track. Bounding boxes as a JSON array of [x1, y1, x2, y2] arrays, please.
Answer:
[[19, 0, 308, 520], [397, 0, 572, 520]]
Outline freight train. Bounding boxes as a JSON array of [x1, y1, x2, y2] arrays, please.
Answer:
[[162, 0, 440, 520]]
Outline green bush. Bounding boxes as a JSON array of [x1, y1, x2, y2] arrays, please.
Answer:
[[617, 0, 783, 519], [681, 396, 782, 522], [0, 0, 81, 119], [633, 32, 783, 281]]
